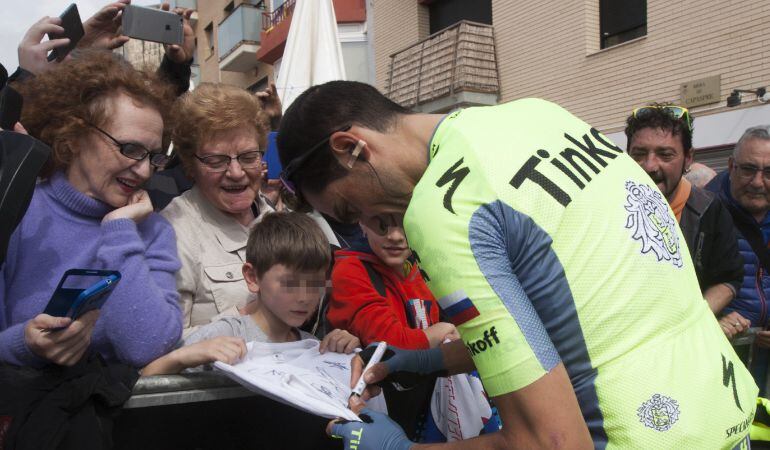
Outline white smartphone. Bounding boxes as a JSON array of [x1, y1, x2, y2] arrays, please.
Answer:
[[122, 5, 183, 46]]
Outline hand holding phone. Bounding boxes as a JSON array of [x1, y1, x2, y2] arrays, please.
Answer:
[[122, 5, 183, 46], [46, 4, 85, 62], [43, 269, 121, 320], [159, 4, 196, 64], [79, 0, 131, 50], [17, 16, 71, 75], [24, 310, 100, 366]]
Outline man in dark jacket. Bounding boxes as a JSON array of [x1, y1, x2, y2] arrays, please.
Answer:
[[625, 105, 743, 323], [706, 125, 770, 395]]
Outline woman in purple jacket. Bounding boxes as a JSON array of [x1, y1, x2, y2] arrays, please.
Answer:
[[1, 50, 182, 368]]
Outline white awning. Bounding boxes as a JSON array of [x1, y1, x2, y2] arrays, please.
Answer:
[[275, 0, 347, 113]]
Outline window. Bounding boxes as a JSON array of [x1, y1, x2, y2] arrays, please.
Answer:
[[428, 0, 491, 35], [204, 22, 214, 56], [224, 1, 235, 13], [600, 0, 646, 49]]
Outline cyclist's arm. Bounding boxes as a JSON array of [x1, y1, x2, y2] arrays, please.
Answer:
[[414, 362, 591, 450], [349, 332, 592, 449]]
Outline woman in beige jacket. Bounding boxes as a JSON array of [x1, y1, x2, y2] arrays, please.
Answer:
[[162, 83, 277, 335]]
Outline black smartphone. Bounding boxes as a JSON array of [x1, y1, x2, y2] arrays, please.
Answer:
[[47, 3, 85, 62], [122, 5, 183, 46], [0, 85, 22, 130]]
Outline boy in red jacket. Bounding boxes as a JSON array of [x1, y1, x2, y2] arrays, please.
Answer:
[[328, 223, 458, 349], [329, 223, 459, 440], [329, 224, 499, 443]]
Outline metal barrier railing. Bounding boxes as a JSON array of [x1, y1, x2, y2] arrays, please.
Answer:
[[125, 371, 254, 408]]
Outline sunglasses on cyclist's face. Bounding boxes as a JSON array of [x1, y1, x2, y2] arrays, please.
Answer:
[[631, 106, 693, 132], [279, 125, 353, 196], [89, 123, 170, 168]]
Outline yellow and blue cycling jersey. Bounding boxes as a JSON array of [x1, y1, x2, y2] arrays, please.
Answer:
[[404, 99, 757, 448]]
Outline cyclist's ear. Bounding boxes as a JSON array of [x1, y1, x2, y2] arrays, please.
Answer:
[[329, 128, 367, 171]]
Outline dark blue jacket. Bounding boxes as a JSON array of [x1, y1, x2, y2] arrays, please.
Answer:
[[706, 171, 770, 327]]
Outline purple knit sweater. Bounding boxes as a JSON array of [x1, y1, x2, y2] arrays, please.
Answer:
[[0, 172, 182, 368]]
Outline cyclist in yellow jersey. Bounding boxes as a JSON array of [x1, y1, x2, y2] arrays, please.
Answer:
[[277, 81, 757, 450]]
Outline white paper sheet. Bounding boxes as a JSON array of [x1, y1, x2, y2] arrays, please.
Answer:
[[214, 339, 362, 421]]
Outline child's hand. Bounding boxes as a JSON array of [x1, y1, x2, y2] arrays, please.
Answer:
[[319, 329, 360, 354], [175, 336, 247, 367], [423, 322, 460, 348]]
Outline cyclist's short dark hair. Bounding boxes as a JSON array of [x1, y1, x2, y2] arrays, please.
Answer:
[[277, 81, 412, 196]]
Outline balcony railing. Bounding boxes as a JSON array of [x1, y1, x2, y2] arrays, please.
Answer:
[[262, 0, 296, 32], [387, 21, 500, 111], [218, 3, 262, 71]]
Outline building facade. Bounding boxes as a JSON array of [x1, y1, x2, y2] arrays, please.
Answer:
[[175, 0, 275, 91], [177, 0, 373, 92], [374, 0, 770, 169], [255, 0, 374, 85], [116, 36, 165, 71]]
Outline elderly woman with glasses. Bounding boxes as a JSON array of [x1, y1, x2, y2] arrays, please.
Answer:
[[1, 50, 182, 368], [162, 83, 277, 335]]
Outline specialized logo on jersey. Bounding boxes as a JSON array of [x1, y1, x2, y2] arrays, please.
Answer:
[[725, 413, 753, 440], [436, 158, 470, 214], [438, 290, 480, 326], [722, 354, 743, 411], [637, 394, 680, 432], [624, 181, 683, 268]]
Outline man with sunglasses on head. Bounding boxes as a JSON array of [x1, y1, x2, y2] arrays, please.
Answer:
[[277, 81, 756, 449], [706, 125, 770, 396], [625, 105, 743, 328]]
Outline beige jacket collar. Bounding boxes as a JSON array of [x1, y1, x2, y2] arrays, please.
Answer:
[[188, 185, 273, 254]]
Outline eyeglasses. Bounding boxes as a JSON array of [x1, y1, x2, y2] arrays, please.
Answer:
[[193, 150, 264, 172], [279, 124, 352, 195], [734, 163, 770, 181], [89, 124, 170, 168], [631, 105, 693, 132]]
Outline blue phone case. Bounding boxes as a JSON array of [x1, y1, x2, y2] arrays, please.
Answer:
[[70, 274, 120, 319], [44, 269, 121, 320], [264, 131, 282, 180]]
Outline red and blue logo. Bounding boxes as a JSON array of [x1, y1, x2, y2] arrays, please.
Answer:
[[438, 290, 480, 326]]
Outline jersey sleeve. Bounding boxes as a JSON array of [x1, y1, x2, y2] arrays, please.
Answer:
[[405, 139, 561, 397], [428, 202, 562, 397]]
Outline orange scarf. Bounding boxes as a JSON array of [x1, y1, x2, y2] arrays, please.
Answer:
[[670, 177, 692, 223]]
